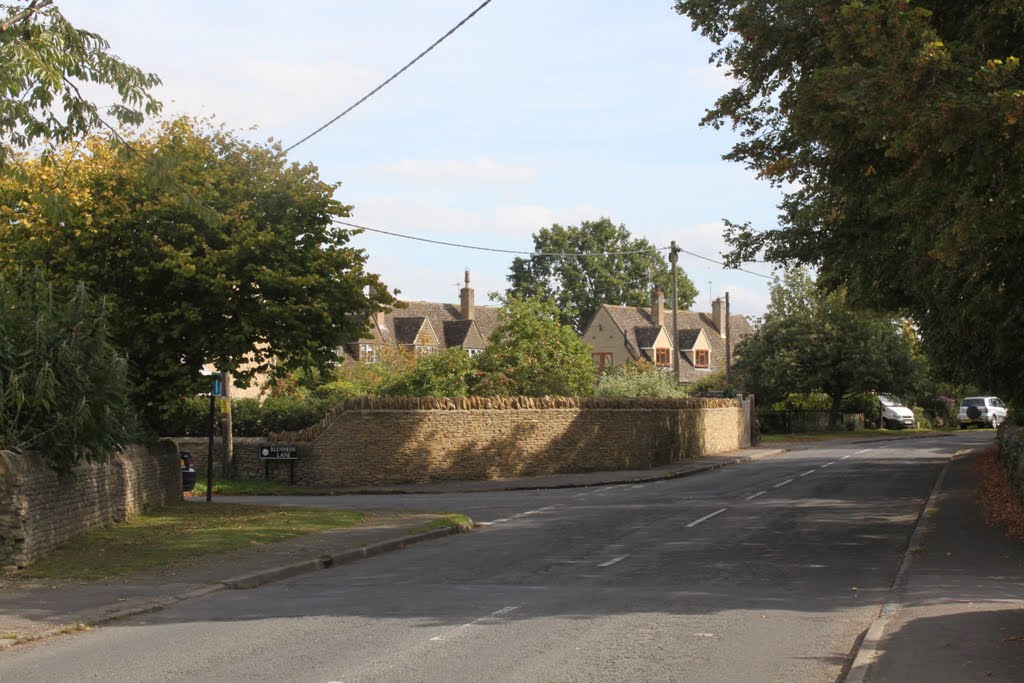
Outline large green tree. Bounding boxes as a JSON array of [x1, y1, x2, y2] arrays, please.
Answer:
[[735, 269, 918, 428], [676, 1, 1024, 404], [474, 294, 595, 397], [506, 217, 697, 333], [0, 1, 160, 169], [0, 117, 394, 419]]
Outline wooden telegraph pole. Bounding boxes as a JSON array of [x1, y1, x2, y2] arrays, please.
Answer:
[[670, 241, 680, 379]]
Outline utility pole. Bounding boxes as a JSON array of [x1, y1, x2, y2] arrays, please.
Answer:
[[725, 292, 732, 387], [221, 371, 233, 477], [670, 241, 680, 379]]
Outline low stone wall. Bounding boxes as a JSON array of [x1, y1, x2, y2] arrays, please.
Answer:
[[997, 423, 1024, 505], [0, 442, 181, 569], [194, 396, 751, 488]]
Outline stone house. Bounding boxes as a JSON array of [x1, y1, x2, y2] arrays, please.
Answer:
[[341, 271, 499, 362], [582, 287, 754, 384]]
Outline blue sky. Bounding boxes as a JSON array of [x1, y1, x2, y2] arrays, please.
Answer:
[[59, 0, 782, 317]]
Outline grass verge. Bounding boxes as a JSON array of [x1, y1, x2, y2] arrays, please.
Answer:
[[188, 476, 346, 497], [407, 513, 473, 535], [760, 428, 958, 444], [15, 503, 365, 580]]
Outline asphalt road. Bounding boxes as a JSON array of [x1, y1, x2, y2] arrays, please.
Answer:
[[0, 433, 992, 682]]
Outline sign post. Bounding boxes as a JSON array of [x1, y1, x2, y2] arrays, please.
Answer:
[[204, 372, 223, 502], [259, 444, 298, 484]]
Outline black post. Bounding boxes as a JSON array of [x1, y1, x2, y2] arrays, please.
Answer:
[[206, 390, 215, 502]]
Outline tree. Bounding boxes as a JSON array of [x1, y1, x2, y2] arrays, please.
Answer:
[[676, 1, 1024, 404], [473, 294, 595, 397], [0, 270, 136, 472], [506, 217, 697, 333], [0, 117, 394, 419], [734, 269, 917, 428], [0, 1, 160, 169], [379, 348, 475, 398]]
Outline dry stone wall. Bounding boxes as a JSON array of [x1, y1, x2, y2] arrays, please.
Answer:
[[0, 442, 181, 568], [214, 396, 751, 487]]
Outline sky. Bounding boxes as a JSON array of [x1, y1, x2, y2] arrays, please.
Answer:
[[58, 0, 782, 318]]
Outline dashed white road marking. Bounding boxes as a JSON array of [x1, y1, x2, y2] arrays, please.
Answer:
[[598, 555, 629, 568], [491, 518, 510, 524], [855, 449, 872, 454], [773, 478, 794, 488], [686, 508, 728, 528], [799, 469, 816, 478], [745, 490, 767, 500], [430, 606, 519, 642], [821, 462, 835, 468], [841, 454, 852, 460]]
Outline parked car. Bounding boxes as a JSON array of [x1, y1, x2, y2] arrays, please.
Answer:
[[879, 394, 916, 429], [958, 396, 1007, 429]]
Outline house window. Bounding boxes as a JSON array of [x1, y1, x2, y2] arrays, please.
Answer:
[[695, 349, 709, 368], [414, 345, 438, 357], [359, 343, 379, 363], [592, 352, 613, 370], [655, 348, 670, 367], [466, 347, 484, 357]]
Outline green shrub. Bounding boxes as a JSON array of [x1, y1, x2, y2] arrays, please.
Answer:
[[841, 392, 880, 422], [594, 361, 687, 398], [260, 396, 327, 433], [0, 273, 138, 472], [158, 396, 209, 437], [231, 398, 263, 435], [770, 393, 831, 413]]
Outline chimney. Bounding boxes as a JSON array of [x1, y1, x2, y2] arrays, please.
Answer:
[[460, 269, 475, 320], [711, 297, 726, 338], [651, 286, 665, 327]]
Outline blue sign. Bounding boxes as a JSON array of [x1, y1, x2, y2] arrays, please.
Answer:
[[210, 373, 223, 397]]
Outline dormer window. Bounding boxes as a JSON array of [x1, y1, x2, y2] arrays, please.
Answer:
[[695, 349, 709, 368], [360, 343, 380, 363], [655, 348, 670, 367]]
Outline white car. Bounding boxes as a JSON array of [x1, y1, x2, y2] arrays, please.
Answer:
[[958, 396, 1007, 428], [879, 394, 916, 429]]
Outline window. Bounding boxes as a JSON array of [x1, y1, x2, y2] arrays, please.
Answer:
[[655, 348, 670, 367], [466, 347, 484, 357], [592, 352, 613, 369], [695, 349, 709, 368], [359, 343, 379, 363], [414, 345, 438, 357]]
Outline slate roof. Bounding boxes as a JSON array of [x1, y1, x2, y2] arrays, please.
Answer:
[[598, 304, 754, 383], [344, 299, 499, 361]]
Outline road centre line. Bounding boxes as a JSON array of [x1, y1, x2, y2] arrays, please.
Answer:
[[687, 508, 728, 528], [745, 491, 767, 500], [773, 478, 794, 488], [598, 555, 630, 567], [854, 449, 872, 454], [798, 469, 816, 477], [430, 606, 519, 642], [821, 462, 835, 467], [841, 454, 852, 459]]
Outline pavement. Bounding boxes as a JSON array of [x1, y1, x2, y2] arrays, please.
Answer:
[[0, 434, 1021, 682]]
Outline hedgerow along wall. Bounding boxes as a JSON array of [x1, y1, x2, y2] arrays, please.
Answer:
[[0, 442, 181, 569], [193, 396, 754, 488], [997, 424, 1024, 507]]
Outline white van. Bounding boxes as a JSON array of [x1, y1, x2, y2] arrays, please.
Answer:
[[879, 395, 916, 429]]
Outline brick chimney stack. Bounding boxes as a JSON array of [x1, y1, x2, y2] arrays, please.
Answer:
[[460, 270, 475, 320], [651, 286, 665, 327], [711, 297, 726, 338]]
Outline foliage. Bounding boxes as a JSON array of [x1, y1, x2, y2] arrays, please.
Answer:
[[676, 0, 1024, 405], [158, 395, 327, 437], [473, 293, 595, 396], [0, 270, 137, 472], [594, 360, 687, 398], [378, 348, 475, 397], [0, 117, 394, 421], [506, 217, 697, 333], [734, 268, 917, 428], [0, 2, 161, 170]]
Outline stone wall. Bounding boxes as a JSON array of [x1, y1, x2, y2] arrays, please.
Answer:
[[0, 442, 181, 569], [190, 396, 751, 488]]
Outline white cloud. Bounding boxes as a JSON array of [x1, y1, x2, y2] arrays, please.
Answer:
[[155, 59, 381, 130], [492, 204, 611, 237], [373, 158, 536, 186]]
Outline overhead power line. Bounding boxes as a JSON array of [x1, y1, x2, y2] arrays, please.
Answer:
[[334, 220, 773, 278], [284, 0, 496, 154]]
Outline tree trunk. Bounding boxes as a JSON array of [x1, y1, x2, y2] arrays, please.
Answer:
[[828, 391, 844, 431]]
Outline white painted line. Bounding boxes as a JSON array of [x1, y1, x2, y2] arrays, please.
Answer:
[[745, 491, 766, 500], [821, 462, 835, 468], [598, 555, 629, 568], [475, 521, 493, 526], [854, 449, 872, 454], [799, 469, 815, 478], [773, 478, 794, 488], [686, 508, 728, 528], [492, 518, 510, 524], [430, 606, 519, 641]]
